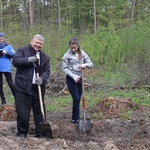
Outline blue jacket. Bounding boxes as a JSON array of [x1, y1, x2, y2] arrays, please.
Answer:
[[0, 42, 15, 73]]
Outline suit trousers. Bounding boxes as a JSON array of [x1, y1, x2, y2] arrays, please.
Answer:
[[15, 85, 45, 136]]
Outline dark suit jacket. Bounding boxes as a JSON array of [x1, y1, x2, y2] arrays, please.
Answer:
[[12, 44, 50, 95]]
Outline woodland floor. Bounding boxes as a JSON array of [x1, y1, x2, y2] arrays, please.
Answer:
[[0, 102, 150, 150]]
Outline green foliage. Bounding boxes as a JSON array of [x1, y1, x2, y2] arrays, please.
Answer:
[[80, 19, 150, 74], [1, 0, 150, 33], [2, 1, 150, 73], [99, 71, 128, 86], [2, 17, 149, 81], [1, 0, 150, 123]]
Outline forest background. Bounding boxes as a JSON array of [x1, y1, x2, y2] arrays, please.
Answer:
[[0, 0, 150, 111]]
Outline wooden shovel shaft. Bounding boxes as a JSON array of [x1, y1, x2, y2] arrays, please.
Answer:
[[82, 97, 86, 109], [81, 69, 86, 110], [81, 69, 86, 122], [36, 73, 45, 120]]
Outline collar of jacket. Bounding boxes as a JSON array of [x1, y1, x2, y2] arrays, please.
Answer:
[[0, 42, 6, 49]]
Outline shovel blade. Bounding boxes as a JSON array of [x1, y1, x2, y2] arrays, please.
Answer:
[[41, 122, 53, 139], [77, 118, 91, 134]]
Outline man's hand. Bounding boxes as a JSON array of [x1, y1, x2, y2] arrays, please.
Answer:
[[72, 75, 81, 83], [35, 78, 42, 85], [28, 56, 37, 63]]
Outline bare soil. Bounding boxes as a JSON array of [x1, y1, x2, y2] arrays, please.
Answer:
[[0, 103, 150, 150]]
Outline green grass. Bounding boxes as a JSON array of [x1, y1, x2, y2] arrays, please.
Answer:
[[44, 87, 149, 113], [99, 71, 128, 86], [4, 86, 150, 110], [105, 89, 150, 107], [3, 69, 150, 122], [45, 94, 72, 112]]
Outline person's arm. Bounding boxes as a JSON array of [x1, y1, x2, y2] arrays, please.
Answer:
[[62, 54, 75, 78], [4, 45, 15, 58], [81, 50, 93, 68], [12, 48, 29, 67]]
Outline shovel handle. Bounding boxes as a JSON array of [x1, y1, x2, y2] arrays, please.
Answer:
[[36, 72, 45, 120], [82, 97, 86, 109], [81, 69, 86, 110]]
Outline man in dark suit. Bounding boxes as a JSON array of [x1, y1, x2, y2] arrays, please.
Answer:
[[13, 34, 50, 138]]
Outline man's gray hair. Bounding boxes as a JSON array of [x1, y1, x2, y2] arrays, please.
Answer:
[[32, 34, 44, 41]]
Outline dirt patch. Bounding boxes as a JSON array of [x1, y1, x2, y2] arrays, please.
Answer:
[[0, 104, 150, 150]]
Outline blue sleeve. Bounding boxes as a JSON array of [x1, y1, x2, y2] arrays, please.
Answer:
[[6, 44, 15, 58]]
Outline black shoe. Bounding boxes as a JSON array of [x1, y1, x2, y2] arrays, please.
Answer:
[[71, 120, 76, 123], [35, 130, 43, 138], [17, 133, 27, 139], [71, 120, 78, 124], [35, 134, 43, 138], [1, 102, 6, 107]]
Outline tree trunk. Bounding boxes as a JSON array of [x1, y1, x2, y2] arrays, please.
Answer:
[[0, 0, 3, 29], [58, 0, 61, 31], [29, 0, 33, 26], [130, 0, 136, 27], [94, 0, 96, 33]]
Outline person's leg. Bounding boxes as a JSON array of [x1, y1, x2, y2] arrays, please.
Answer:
[[4, 72, 16, 99], [15, 91, 32, 137], [0, 72, 6, 105], [66, 76, 81, 122], [31, 85, 43, 137]]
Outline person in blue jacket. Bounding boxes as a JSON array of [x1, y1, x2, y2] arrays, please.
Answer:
[[0, 32, 16, 106], [62, 37, 93, 124]]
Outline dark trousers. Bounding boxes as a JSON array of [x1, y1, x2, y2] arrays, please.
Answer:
[[66, 76, 82, 121], [15, 85, 45, 136], [0, 72, 15, 102]]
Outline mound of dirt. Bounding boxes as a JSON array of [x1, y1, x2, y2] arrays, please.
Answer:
[[0, 105, 150, 150]]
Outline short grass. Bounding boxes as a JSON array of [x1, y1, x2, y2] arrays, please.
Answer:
[[3, 69, 150, 121], [44, 87, 150, 112]]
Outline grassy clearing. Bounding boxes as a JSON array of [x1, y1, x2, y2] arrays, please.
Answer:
[[44, 87, 150, 112], [3, 80, 150, 121], [3, 69, 150, 121], [43, 87, 149, 121]]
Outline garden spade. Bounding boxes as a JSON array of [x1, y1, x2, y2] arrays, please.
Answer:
[[34, 63, 53, 139], [77, 69, 91, 134]]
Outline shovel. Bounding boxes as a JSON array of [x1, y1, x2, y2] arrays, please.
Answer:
[[34, 63, 53, 139], [77, 69, 91, 134]]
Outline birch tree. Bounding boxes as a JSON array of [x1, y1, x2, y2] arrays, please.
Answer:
[[130, 0, 136, 26], [0, 0, 3, 29], [29, 0, 34, 26], [58, 0, 61, 31], [94, 0, 96, 33]]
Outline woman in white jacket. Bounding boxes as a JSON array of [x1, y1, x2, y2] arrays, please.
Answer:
[[62, 37, 93, 124]]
